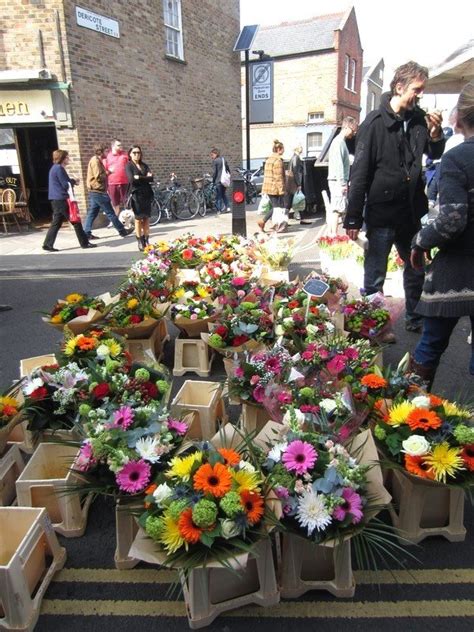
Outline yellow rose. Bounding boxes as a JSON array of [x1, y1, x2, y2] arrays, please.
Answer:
[[127, 298, 139, 310]]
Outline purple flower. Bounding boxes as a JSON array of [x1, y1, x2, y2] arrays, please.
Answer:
[[115, 459, 151, 494], [275, 486, 289, 499], [112, 406, 134, 430], [167, 418, 188, 436], [333, 488, 364, 524], [282, 440, 317, 475]]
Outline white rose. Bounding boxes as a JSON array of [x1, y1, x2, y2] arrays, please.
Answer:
[[220, 519, 241, 540], [411, 395, 431, 409], [23, 377, 44, 395], [152, 482, 172, 505], [320, 398, 337, 413], [96, 344, 110, 359], [239, 460, 255, 473], [401, 435, 431, 456]]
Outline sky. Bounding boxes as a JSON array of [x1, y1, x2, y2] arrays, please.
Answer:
[[240, 0, 472, 107]]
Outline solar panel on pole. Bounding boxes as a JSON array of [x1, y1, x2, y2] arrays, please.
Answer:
[[233, 25, 259, 52]]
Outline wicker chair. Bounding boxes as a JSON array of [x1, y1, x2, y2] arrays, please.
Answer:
[[0, 188, 23, 233]]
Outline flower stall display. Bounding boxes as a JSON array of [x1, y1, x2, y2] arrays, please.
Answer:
[[58, 327, 131, 373], [171, 299, 219, 338], [274, 296, 334, 352], [125, 254, 173, 302], [43, 292, 111, 334], [343, 293, 391, 340]]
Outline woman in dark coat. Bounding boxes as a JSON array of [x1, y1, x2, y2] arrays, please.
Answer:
[[126, 145, 154, 251], [410, 81, 474, 386]]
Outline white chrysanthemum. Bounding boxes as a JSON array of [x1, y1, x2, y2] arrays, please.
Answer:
[[296, 490, 332, 536], [135, 437, 162, 463], [268, 442, 288, 463], [23, 377, 44, 395]]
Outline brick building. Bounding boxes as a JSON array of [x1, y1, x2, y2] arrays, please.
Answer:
[[360, 58, 384, 122], [0, 0, 241, 220], [242, 8, 363, 166]]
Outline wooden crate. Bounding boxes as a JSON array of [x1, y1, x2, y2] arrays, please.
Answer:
[[15, 443, 92, 538], [173, 336, 215, 378], [0, 445, 24, 507], [241, 402, 271, 434], [5, 385, 37, 456], [19, 354, 57, 379], [171, 381, 227, 440], [124, 319, 169, 364], [180, 538, 279, 629], [386, 468, 466, 544], [114, 499, 140, 570], [279, 533, 355, 598], [0, 507, 66, 632]]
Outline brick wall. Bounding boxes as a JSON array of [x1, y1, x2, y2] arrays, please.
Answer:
[[334, 8, 363, 121], [1, 0, 242, 216]]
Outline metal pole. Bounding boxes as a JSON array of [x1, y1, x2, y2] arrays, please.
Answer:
[[245, 50, 251, 171]]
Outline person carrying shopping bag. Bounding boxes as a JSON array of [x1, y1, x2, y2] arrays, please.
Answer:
[[258, 139, 286, 233]]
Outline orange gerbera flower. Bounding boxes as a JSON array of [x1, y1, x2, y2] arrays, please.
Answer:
[[77, 336, 97, 351], [429, 394, 443, 407], [240, 490, 265, 525], [178, 508, 202, 544], [406, 408, 442, 431], [460, 444, 474, 471], [373, 398, 389, 420], [144, 483, 157, 509], [404, 455, 435, 480], [218, 448, 240, 466], [193, 462, 232, 497], [361, 374, 387, 389]]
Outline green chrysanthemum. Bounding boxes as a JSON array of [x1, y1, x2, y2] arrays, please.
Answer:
[[192, 499, 218, 528]]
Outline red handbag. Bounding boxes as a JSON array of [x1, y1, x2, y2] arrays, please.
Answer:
[[67, 198, 81, 223]]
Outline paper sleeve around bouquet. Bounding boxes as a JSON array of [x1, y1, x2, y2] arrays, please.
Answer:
[[172, 299, 221, 339], [43, 292, 115, 335], [108, 298, 170, 339]]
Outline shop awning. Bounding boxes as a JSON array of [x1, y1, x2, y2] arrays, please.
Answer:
[[426, 39, 474, 93], [0, 69, 53, 84]]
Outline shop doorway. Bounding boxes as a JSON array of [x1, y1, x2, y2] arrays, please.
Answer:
[[15, 125, 58, 221]]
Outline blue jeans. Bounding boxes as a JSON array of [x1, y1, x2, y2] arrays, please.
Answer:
[[414, 315, 474, 374], [364, 224, 424, 324], [84, 192, 126, 235], [215, 184, 229, 212]]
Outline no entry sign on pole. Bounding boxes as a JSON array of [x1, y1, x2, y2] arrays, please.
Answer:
[[249, 60, 273, 124]]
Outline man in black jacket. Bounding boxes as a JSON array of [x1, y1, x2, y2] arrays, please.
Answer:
[[344, 61, 445, 340]]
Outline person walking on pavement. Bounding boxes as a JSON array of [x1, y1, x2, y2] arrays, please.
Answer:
[[210, 148, 231, 214], [409, 81, 474, 388], [259, 139, 286, 232], [125, 145, 154, 251], [285, 144, 311, 228], [344, 61, 445, 342], [326, 116, 358, 236], [105, 139, 129, 218], [83, 144, 132, 240], [43, 150, 95, 252]]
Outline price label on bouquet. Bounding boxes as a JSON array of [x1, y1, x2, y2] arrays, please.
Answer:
[[303, 279, 329, 298]]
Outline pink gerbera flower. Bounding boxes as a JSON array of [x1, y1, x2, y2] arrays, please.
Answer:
[[75, 440, 96, 472], [167, 418, 188, 435], [282, 440, 317, 475], [112, 405, 134, 430], [333, 488, 364, 524], [115, 460, 151, 493]]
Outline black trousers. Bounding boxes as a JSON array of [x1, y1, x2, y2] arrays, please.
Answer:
[[43, 199, 89, 248]]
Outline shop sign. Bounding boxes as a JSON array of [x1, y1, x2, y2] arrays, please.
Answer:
[[0, 90, 54, 124], [76, 6, 120, 38]]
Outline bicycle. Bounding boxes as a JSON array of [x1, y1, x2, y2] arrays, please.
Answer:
[[150, 174, 199, 223], [235, 167, 259, 204], [191, 174, 218, 217]]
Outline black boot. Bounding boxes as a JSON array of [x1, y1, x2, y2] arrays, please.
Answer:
[[137, 236, 144, 252], [141, 235, 148, 249], [408, 355, 437, 391]]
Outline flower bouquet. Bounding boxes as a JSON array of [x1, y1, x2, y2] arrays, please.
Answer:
[[274, 294, 334, 352], [43, 292, 112, 334], [58, 327, 131, 374], [373, 392, 474, 486], [343, 294, 391, 340], [106, 288, 169, 339], [172, 281, 213, 303], [211, 276, 257, 308], [169, 234, 207, 269], [0, 388, 26, 456], [125, 255, 173, 302], [251, 234, 295, 270], [171, 299, 219, 338]]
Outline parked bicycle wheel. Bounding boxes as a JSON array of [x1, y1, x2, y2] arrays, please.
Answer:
[[245, 181, 257, 205], [171, 189, 199, 220], [196, 189, 207, 216], [149, 198, 162, 226]]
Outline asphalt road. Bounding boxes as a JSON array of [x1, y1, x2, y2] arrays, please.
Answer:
[[1, 235, 473, 632]]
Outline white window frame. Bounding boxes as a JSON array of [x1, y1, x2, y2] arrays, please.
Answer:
[[307, 132, 323, 154], [370, 91, 377, 111], [308, 111, 324, 122], [163, 0, 184, 60], [350, 59, 356, 92], [344, 55, 350, 89]]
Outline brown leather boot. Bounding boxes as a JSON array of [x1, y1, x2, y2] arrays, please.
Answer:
[[408, 355, 437, 391]]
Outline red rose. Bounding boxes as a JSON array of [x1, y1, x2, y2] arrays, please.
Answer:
[[215, 325, 228, 337], [142, 382, 158, 399], [129, 314, 143, 324], [288, 300, 300, 309], [232, 335, 249, 346], [30, 387, 48, 400], [182, 249, 194, 260], [75, 307, 89, 317], [93, 383, 110, 399]]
